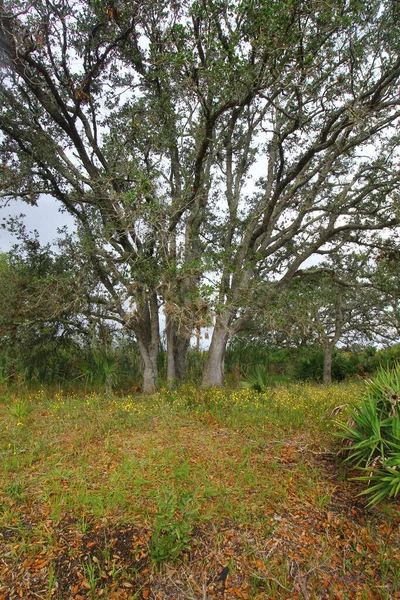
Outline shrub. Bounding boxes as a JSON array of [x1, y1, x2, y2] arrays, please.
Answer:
[[148, 490, 196, 566], [336, 366, 400, 506], [293, 347, 324, 381], [331, 351, 359, 381], [376, 344, 400, 370], [240, 364, 271, 392]]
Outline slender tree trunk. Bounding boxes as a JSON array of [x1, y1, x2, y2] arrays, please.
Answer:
[[322, 291, 344, 385], [133, 292, 160, 393], [195, 325, 201, 351], [201, 319, 230, 388], [166, 318, 176, 384], [322, 343, 333, 384]]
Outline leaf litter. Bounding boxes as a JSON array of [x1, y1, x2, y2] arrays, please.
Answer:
[[1, 446, 399, 599], [0, 387, 399, 599]]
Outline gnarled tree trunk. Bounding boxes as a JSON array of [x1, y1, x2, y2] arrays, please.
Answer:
[[133, 291, 160, 393], [138, 338, 159, 393], [201, 317, 230, 388]]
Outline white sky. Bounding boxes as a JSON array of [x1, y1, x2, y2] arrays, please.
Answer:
[[0, 196, 75, 251]]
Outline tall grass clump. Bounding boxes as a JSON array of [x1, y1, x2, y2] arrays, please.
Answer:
[[336, 366, 400, 506]]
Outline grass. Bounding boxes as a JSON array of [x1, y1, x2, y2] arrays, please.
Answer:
[[0, 381, 399, 599]]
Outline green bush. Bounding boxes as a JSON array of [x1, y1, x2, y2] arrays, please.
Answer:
[[293, 347, 361, 382], [336, 366, 400, 506], [331, 351, 359, 381], [148, 489, 197, 566], [293, 347, 324, 381], [376, 344, 400, 370], [356, 454, 400, 506], [240, 364, 271, 392]]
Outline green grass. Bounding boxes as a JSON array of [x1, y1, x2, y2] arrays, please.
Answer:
[[0, 382, 399, 599]]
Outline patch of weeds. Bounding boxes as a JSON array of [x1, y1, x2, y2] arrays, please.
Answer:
[[378, 549, 400, 595], [3, 452, 21, 473], [47, 562, 59, 599], [148, 488, 198, 567], [315, 491, 333, 508], [82, 556, 101, 597], [173, 461, 191, 484], [77, 514, 91, 534], [4, 479, 27, 502], [8, 398, 34, 421], [241, 364, 271, 392], [76, 489, 106, 517], [110, 456, 139, 482], [105, 486, 129, 512]]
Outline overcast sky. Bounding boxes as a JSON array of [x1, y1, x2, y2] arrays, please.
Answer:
[[0, 196, 75, 252]]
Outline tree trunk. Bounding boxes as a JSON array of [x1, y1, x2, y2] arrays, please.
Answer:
[[138, 339, 159, 393], [174, 333, 190, 380], [133, 292, 160, 393], [166, 317, 191, 384], [322, 343, 333, 384], [166, 319, 176, 384], [322, 292, 344, 385], [201, 320, 229, 388]]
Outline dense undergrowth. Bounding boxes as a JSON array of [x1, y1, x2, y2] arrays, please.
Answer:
[[2, 340, 400, 391], [0, 381, 399, 599]]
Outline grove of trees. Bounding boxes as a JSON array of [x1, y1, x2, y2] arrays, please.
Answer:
[[1, 0, 400, 390]]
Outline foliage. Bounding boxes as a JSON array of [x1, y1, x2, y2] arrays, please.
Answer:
[[250, 256, 399, 384], [79, 353, 119, 394], [376, 344, 400, 370], [240, 364, 271, 392], [293, 347, 325, 382], [186, 349, 207, 383], [337, 366, 400, 506], [227, 340, 364, 384], [1, 0, 400, 389], [0, 246, 147, 390], [0, 247, 84, 383], [226, 338, 280, 372], [293, 347, 360, 382], [148, 489, 197, 566], [356, 454, 400, 507]]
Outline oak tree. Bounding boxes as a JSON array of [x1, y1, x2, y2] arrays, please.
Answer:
[[1, 0, 400, 389]]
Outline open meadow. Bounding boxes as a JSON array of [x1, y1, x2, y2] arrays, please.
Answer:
[[1, 382, 399, 600]]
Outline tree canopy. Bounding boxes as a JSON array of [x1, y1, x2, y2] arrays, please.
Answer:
[[1, 0, 400, 389]]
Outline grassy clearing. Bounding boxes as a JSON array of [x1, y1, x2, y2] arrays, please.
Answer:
[[0, 382, 399, 599]]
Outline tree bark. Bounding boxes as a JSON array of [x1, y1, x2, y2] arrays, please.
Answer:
[[174, 333, 191, 380], [166, 317, 191, 384], [133, 291, 160, 393], [322, 343, 333, 384], [166, 318, 176, 384], [201, 319, 230, 388], [138, 339, 159, 393]]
